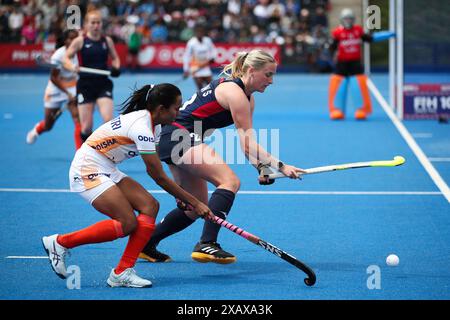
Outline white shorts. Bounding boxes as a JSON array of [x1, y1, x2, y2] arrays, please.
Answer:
[[44, 86, 76, 109], [192, 66, 213, 78], [69, 144, 127, 204]]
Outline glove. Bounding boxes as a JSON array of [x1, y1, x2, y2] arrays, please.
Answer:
[[372, 31, 396, 42], [110, 67, 121, 78], [257, 163, 275, 185]]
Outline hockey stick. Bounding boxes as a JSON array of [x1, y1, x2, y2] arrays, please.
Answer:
[[207, 215, 316, 286], [267, 156, 406, 180], [172, 67, 204, 85], [51, 96, 77, 122], [35, 54, 111, 76], [51, 104, 68, 121], [172, 76, 187, 85]]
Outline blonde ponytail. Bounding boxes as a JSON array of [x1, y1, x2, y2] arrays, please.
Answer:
[[222, 52, 248, 78], [221, 50, 276, 79]]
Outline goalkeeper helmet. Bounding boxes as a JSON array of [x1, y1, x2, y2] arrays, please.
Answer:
[[340, 8, 355, 29]]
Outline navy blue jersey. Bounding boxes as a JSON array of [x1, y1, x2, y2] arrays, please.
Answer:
[[78, 35, 109, 80], [167, 78, 250, 137]]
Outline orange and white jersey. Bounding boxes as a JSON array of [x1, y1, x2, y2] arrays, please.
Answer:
[[85, 110, 161, 164], [183, 36, 216, 77], [46, 46, 79, 93], [69, 110, 161, 193]]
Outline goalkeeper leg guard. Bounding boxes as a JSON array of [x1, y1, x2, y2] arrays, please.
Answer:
[[356, 74, 372, 114], [328, 74, 348, 120], [349, 74, 372, 120]]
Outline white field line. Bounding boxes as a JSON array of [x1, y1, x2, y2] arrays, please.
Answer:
[[236, 191, 440, 195], [411, 133, 433, 138], [429, 158, 450, 162], [0, 188, 441, 196], [368, 79, 450, 203], [6, 256, 48, 259]]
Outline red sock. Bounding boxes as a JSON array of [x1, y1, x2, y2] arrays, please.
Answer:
[[115, 215, 155, 274], [35, 120, 46, 134], [74, 122, 82, 150], [57, 219, 124, 249]]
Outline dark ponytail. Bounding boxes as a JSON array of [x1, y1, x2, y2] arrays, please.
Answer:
[[119, 83, 181, 115], [56, 29, 78, 49]]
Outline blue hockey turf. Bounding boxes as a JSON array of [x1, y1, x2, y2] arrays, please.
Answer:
[[0, 72, 449, 300]]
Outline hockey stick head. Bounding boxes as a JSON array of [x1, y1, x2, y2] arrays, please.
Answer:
[[368, 155, 406, 168], [392, 156, 406, 166], [35, 54, 58, 69], [35, 54, 44, 64]]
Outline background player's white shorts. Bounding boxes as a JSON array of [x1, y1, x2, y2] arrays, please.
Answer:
[[192, 66, 213, 78], [69, 144, 127, 204], [44, 86, 76, 109]]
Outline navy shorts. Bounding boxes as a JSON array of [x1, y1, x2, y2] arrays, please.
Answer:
[[158, 124, 201, 165], [77, 77, 113, 104], [335, 61, 364, 76]]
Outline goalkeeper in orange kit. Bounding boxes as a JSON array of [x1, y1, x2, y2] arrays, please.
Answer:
[[328, 8, 395, 120]]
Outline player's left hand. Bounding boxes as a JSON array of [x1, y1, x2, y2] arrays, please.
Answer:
[[257, 163, 275, 185], [280, 164, 305, 179], [110, 67, 121, 78]]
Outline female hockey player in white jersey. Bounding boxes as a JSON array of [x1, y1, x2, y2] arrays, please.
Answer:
[[42, 83, 213, 288], [26, 29, 82, 149], [183, 23, 217, 90]]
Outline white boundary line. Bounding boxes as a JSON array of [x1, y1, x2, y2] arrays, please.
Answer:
[[237, 191, 440, 195], [0, 188, 441, 196], [0, 188, 71, 193], [368, 79, 450, 203], [411, 133, 433, 138], [5, 256, 48, 259], [429, 158, 450, 162]]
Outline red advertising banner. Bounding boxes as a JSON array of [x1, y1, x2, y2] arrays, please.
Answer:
[[136, 43, 281, 68], [0, 43, 56, 68], [0, 43, 281, 69]]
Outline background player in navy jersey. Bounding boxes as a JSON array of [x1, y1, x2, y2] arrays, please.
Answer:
[[140, 50, 304, 264], [64, 10, 121, 143]]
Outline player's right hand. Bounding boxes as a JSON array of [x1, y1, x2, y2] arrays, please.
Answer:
[[193, 202, 215, 220], [66, 66, 80, 73], [72, 65, 80, 73], [67, 93, 75, 103], [110, 67, 121, 78]]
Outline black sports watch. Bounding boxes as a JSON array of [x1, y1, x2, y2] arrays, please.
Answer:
[[278, 161, 285, 170]]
